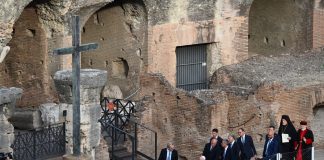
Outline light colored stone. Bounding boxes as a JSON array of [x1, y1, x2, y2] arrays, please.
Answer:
[[0, 87, 22, 153], [0, 46, 10, 63], [102, 84, 123, 99], [53, 69, 107, 159], [39, 103, 61, 125], [54, 69, 107, 103], [0, 114, 14, 153]]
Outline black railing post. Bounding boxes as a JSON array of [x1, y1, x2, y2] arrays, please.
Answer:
[[33, 131, 36, 159], [111, 126, 115, 160], [63, 122, 66, 152], [132, 137, 135, 160], [155, 132, 157, 160], [114, 109, 118, 145], [135, 123, 138, 152], [49, 125, 51, 154]]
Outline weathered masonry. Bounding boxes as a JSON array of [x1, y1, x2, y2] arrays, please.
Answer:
[[1, 0, 324, 159]]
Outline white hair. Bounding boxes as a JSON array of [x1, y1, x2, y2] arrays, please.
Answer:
[[199, 156, 206, 160]]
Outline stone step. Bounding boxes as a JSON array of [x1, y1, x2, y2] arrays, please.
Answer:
[[111, 149, 133, 159], [108, 145, 128, 152]]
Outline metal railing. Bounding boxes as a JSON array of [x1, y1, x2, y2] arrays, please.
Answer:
[[99, 97, 157, 160], [100, 120, 136, 160], [11, 123, 66, 160], [263, 147, 315, 160]]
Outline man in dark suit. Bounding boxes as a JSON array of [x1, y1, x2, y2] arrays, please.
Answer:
[[210, 128, 223, 148], [221, 139, 232, 160], [237, 128, 257, 160], [158, 142, 178, 160], [262, 126, 279, 160], [228, 135, 240, 160], [203, 137, 222, 160]]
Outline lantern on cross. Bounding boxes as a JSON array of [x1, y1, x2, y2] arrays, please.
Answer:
[[107, 101, 116, 112]]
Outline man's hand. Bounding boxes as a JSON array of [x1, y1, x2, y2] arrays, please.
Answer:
[[303, 137, 306, 142]]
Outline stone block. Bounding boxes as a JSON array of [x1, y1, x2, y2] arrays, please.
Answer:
[[54, 69, 107, 103], [0, 114, 14, 153], [10, 108, 43, 130], [0, 87, 23, 118]]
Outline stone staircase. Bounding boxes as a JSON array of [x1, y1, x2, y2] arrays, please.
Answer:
[[100, 98, 156, 160]]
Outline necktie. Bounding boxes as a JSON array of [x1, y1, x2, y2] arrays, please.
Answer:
[[265, 139, 272, 156], [167, 151, 171, 160], [223, 148, 227, 160], [242, 136, 245, 144]]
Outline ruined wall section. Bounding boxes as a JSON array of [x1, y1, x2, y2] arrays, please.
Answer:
[[0, 7, 55, 107], [0, 0, 32, 47], [248, 0, 313, 56], [210, 50, 324, 149], [81, 0, 147, 97], [314, 0, 324, 48], [136, 73, 229, 160], [147, 0, 256, 86]]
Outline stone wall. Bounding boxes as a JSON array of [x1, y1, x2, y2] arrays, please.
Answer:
[[0, 0, 322, 104], [135, 74, 229, 159], [0, 87, 22, 154], [0, 7, 55, 108], [134, 50, 324, 160], [81, 0, 147, 97], [248, 0, 313, 56], [314, 0, 324, 48]]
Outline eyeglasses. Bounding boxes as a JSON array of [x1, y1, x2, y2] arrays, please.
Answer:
[[237, 132, 242, 134]]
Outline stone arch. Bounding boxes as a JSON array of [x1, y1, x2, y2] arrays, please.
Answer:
[[81, 0, 148, 98], [248, 0, 314, 56], [0, 1, 55, 107], [311, 103, 324, 148]]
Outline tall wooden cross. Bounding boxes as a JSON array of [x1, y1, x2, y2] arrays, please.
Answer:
[[53, 15, 98, 156]]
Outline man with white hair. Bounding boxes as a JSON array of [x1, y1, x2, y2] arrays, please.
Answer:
[[158, 142, 178, 160]]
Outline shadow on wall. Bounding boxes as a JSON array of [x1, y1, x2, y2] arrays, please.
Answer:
[[320, 0, 324, 8]]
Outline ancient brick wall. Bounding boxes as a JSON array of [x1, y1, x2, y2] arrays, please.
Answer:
[[136, 74, 229, 160], [248, 0, 313, 56], [313, 0, 324, 48], [81, 0, 147, 97], [0, 7, 55, 107], [136, 72, 324, 160]]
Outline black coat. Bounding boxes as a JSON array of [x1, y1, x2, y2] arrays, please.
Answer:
[[262, 135, 279, 160], [278, 124, 298, 153], [203, 143, 222, 160], [296, 129, 314, 160], [237, 135, 257, 160], [229, 141, 240, 160], [221, 147, 232, 160], [158, 148, 178, 160], [297, 129, 314, 150]]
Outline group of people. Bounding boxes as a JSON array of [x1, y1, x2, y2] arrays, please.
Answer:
[[158, 115, 314, 160]]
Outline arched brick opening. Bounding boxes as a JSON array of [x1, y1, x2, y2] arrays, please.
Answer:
[[0, 2, 53, 107], [311, 103, 324, 148], [81, 0, 148, 98], [248, 0, 314, 56]]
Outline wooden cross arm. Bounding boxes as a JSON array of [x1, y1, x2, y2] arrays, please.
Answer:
[[53, 43, 98, 55]]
